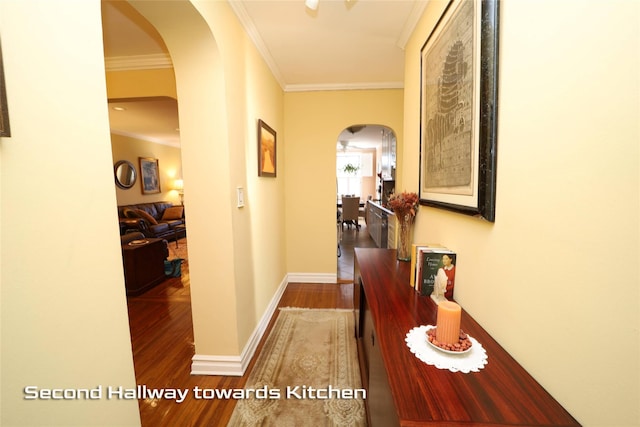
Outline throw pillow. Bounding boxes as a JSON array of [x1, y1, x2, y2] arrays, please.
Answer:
[[123, 208, 139, 219], [135, 209, 158, 225], [161, 206, 184, 221]]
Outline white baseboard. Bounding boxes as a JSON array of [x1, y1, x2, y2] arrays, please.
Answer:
[[190, 272, 339, 376], [286, 272, 338, 283], [190, 354, 245, 376], [191, 274, 289, 376]]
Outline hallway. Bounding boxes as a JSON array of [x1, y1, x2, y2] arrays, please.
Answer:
[[127, 253, 357, 426], [337, 222, 378, 282]]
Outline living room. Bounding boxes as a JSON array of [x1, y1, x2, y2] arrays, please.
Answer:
[[1, 1, 638, 427]]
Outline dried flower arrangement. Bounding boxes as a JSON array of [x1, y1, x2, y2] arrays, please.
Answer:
[[387, 191, 419, 219]]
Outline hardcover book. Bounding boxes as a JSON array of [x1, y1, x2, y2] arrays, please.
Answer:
[[410, 243, 448, 291], [417, 249, 456, 301], [410, 244, 429, 288]]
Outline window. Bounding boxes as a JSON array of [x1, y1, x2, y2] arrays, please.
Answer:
[[336, 152, 372, 200]]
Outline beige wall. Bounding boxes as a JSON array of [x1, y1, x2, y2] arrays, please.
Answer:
[[111, 134, 183, 206], [284, 89, 404, 274], [0, 1, 140, 425], [403, 1, 639, 426]]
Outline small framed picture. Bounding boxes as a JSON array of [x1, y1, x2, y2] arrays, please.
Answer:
[[139, 157, 161, 194], [258, 119, 276, 177]]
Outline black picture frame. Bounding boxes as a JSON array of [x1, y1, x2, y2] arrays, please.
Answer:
[[0, 38, 10, 138], [419, 0, 499, 222]]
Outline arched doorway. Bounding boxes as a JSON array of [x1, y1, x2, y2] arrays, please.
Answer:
[[104, 0, 247, 373], [336, 124, 397, 281], [102, 0, 195, 401]]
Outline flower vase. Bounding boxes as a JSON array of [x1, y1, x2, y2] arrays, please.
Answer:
[[397, 213, 414, 261]]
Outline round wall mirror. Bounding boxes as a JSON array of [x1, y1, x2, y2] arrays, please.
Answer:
[[114, 160, 137, 189]]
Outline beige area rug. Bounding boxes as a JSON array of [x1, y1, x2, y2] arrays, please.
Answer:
[[168, 237, 188, 261], [228, 308, 366, 426], [167, 237, 189, 285]]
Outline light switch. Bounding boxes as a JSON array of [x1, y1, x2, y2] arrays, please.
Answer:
[[237, 187, 245, 208]]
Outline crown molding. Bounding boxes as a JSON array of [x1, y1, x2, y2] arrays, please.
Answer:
[[105, 53, 173, 71], [396, 1, 429, 50], [284, 81, 404, 93], [228, 1, 287, 90]]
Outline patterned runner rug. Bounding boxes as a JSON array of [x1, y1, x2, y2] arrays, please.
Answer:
[[228, 308, 366, 426]]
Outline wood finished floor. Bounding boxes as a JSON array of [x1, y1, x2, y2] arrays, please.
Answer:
[[337, 222, 377, 282], [127, 229, 374, 426]]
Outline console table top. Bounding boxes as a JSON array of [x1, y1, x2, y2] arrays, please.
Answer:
[[354, 248, 580, 426]]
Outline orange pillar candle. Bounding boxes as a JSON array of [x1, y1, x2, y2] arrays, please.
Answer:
[[436, 301, 462, 345]]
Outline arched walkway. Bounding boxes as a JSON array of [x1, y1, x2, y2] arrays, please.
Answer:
[[129, 0, 240, 367]]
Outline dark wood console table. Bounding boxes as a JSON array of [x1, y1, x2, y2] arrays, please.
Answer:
[[354, 248, 580, 426], [122, 238, 167, 296]]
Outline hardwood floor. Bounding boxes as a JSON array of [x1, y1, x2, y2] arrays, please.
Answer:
[[126, 238, 359, 426], [337, 222, 377, 282]]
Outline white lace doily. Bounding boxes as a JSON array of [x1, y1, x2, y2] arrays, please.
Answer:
[[405, 325, 488, 373]]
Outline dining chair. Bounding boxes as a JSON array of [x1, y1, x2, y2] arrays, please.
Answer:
[[340, 196, 361, 230], [337, 209, 342, 257]]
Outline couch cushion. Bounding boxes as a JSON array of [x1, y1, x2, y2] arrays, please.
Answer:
[[153, 202, 174, 214], [139, 204, 160, 219], [149, 223, 170, 234], [161, 206, 184, 220], [163, 219, 184, 228], [119, 202, 174, 219], [135, 209, 158, 225], [123, 207, 140, 219]]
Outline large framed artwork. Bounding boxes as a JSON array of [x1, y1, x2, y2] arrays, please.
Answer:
[[0, 39, 10, 137], [139, 157, 161, 194], [419, 0, 499, 222], [258, 119, 277, 177]]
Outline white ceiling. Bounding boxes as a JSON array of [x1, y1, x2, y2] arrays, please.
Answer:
[[102, 0, 423, 147], [108, 97, 181, 146], [230, 0, 426, 91]]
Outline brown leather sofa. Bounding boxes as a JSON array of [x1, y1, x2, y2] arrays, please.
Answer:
[[118, 202, 186, 241]]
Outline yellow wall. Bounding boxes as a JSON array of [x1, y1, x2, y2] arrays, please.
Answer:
[[1, 0, 637, 425], [403, 1, 639, 426], [130, 0, 287, 357], [105, 55, 182, 207], [1, 0, 287, 423], [111, 134, 183, 206], [0, 1, 140, 425], [106, 68, 177, 99], [284, 89, 404, 274]]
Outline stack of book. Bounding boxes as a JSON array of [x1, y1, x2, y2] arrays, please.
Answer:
[[410, 244, 457, 301]]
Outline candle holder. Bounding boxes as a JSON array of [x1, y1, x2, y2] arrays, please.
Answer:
[[407, 325, 487, 372], [426, 327, 473, 354]]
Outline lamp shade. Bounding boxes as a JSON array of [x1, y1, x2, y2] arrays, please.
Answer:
[[173, 179, 184, 191]]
